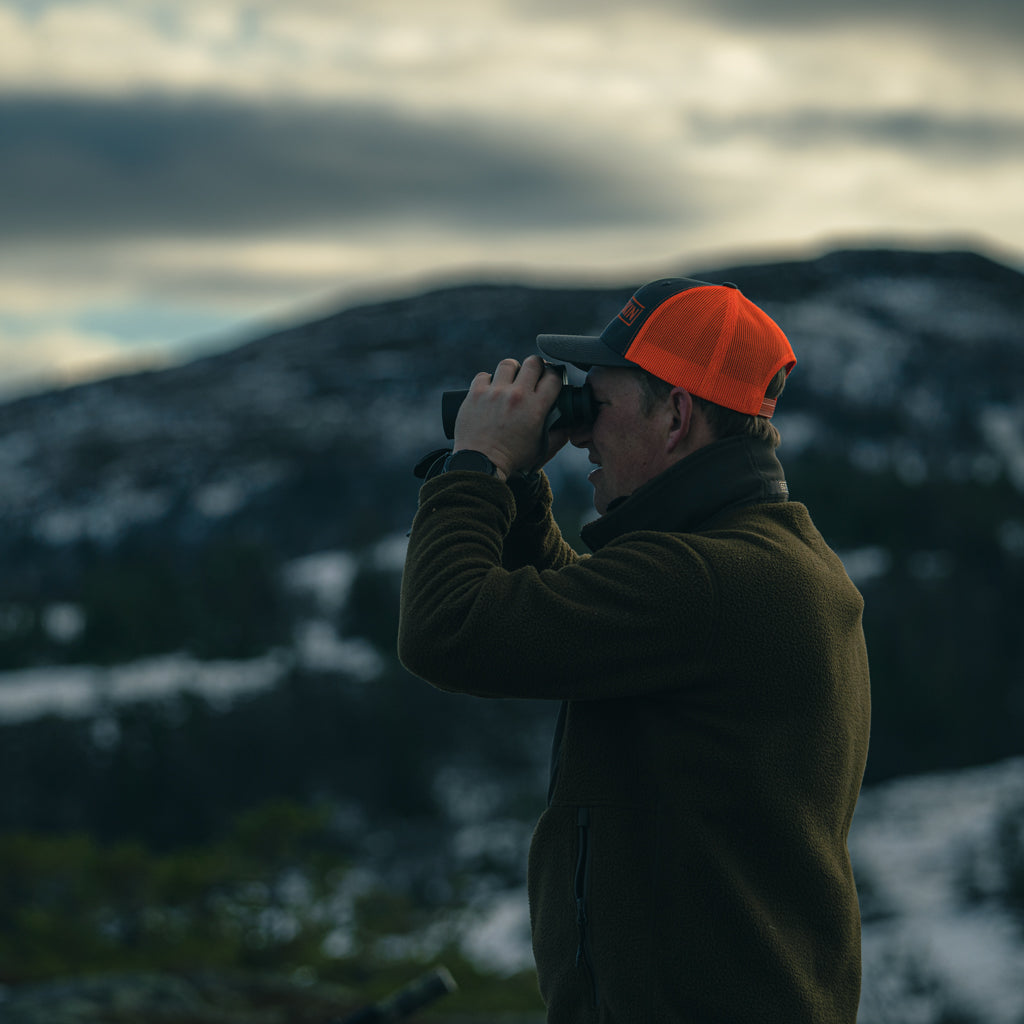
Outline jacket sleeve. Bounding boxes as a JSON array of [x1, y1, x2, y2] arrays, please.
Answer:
[[397, 472, 717, 701], [501, 470, 579, 573]]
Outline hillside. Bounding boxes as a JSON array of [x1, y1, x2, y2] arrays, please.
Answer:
[[1, 247, 1023, 1021], [1, 248, 1022, 783]]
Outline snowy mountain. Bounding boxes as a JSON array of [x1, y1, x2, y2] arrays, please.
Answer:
[[2, 247, 1022, 778], [0, 248, 1023, 1019], [0, 248, 1021, 552]]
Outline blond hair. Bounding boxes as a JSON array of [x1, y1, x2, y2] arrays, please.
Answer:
[[631, 367, 787, 449]]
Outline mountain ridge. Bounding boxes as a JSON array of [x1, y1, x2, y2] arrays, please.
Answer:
[[1, 245, 1022, 549]]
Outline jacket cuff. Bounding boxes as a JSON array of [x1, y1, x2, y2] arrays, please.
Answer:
[[507, 470, 553, 524]]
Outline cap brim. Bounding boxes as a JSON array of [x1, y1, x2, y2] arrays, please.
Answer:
[[536, 333, 634, 371]]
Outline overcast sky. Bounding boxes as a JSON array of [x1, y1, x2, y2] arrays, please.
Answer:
[[2, 0, 1022, 393]]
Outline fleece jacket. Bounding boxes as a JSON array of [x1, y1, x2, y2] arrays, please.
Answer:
[[398, 435, 871, 1024]]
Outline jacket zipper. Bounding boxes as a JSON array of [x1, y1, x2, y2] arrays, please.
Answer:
[[574, 806, 600, 1008]]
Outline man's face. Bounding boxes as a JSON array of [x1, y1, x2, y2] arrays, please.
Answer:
[[568, 366, 676, 514]]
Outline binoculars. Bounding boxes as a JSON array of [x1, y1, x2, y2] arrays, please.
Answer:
[[441, 365, 596, 439]]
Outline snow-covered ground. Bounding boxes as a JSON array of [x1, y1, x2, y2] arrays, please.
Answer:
[[2, 578, 1021, 1021], [852, 758, 1024, 1024], [0, 651, 291, 725], [0, 540, 410, 726]]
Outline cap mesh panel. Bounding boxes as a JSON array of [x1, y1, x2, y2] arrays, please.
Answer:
[[623, 287, 793, 415]]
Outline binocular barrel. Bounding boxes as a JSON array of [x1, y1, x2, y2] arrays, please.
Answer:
[[441, 382, 596, 439]]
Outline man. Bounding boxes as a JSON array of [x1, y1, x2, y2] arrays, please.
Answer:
[[398, 278, 871, 1023]]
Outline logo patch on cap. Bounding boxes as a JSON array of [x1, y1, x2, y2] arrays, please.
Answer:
[[617, 297, 645, 326]]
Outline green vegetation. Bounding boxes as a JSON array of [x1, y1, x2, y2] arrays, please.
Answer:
[[0, 800, 545, 1018], [0, 802, 339, 983]]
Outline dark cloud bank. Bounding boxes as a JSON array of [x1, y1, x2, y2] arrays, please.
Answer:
[[0, 93, 673, 242], [687, 108, 1024, 159], [522, 0, 1024, 38], [4, 88, 1018, 255]]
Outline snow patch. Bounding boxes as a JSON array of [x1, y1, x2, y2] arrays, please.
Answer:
[[852, 757, 1024, 1024], [980, 405, 1024, 491], [284, 551, 359, 615], [35, 487, 173, 544], [0, 652, 291, 725], [291, 621, 382, 680], [838, 546, 892, 585]]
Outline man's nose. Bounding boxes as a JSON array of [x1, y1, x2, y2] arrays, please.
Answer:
[[568, 422, 592, 447]]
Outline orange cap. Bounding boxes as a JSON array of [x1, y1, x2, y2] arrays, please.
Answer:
[[537, 278, 796, 417]]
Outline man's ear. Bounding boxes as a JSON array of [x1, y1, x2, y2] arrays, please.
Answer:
[[665, 387, 693, 453]]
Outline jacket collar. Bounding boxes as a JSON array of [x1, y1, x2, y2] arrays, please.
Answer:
[[580, 436, 789, 552]]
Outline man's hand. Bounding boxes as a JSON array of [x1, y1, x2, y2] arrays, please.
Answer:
[[452, 355, 566, 480]]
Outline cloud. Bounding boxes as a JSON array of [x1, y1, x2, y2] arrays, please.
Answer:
[[0, 316, 150, 396], [0, 93, 684, 243], [513, 0, 1024, 43], [688, 0, 1024, 34], [687, 108, 1024, 161], [0, 0, 1021, 398]]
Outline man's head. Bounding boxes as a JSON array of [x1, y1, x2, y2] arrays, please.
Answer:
[[537, 278, 796, 511]]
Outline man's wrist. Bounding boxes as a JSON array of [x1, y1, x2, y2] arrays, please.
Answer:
[[443, 449, 509, 481]]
